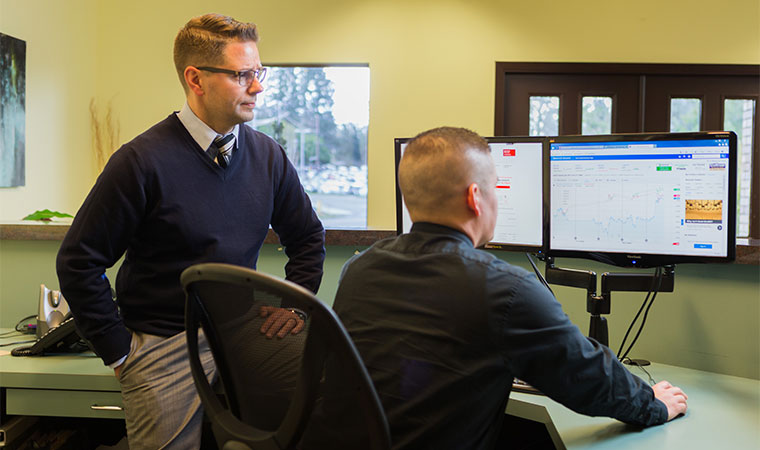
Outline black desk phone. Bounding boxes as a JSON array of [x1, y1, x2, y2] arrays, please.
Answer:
[[11, 314, 91, 356]]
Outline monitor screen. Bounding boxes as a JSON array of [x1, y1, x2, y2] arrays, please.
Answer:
[[395, 136, 545, 252], [547, 132, 737, 267]]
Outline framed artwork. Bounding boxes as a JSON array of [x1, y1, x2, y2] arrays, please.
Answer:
[[0, 32, 26, 187]]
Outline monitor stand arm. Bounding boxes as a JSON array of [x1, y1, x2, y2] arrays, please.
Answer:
[[544, 258, 676, 350], [544, 257, 607, 345]]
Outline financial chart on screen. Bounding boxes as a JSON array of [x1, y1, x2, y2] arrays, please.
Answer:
[[549, 135, 733, 259], [395, 137, 544, 251]]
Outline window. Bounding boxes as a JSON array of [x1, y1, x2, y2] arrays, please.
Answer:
[[670, 98, 702, 132], [582, 96, 613, 135], [495, 63, 759, 243], [529, 96, 559, 136], [250, 65, 370, 229], [724, 99, 756, 238]]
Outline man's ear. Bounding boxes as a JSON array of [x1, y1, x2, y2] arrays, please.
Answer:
[[466, 182, 482, 217], [184, 66, 204, 96]]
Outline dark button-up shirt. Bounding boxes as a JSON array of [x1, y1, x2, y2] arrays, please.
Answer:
[[332, 222, 666, 449]]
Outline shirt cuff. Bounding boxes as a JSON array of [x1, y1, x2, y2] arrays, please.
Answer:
[[108, 354, 128, 369]]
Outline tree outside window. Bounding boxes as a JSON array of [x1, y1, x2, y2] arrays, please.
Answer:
[[250, 66, 369, 229]]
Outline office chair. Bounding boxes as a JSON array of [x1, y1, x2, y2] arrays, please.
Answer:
[[182, 263, 391, 450]]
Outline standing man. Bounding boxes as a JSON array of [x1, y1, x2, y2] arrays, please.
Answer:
[[323, 127, 687, 449], [56, 13, 325, 449]]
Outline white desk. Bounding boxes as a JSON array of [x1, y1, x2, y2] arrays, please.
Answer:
[[506, 362, 760, 450], [3, 330, 759, 449], [0, 329, 123, 421]]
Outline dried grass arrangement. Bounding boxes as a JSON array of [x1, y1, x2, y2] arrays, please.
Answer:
[[89, 98, 120, 172]]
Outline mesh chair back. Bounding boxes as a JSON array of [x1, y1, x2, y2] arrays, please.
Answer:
[[182, 263, 390, 450]]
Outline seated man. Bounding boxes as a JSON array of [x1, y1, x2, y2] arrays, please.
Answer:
[[330, 127, 687, 449]]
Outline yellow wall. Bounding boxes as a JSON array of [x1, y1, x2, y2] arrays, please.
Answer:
[[0, 0, 99, 221], [1, 0, 758, 226], [0, 0, 759, 379]]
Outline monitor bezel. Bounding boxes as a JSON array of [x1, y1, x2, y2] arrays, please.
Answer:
[[545, 131, 737, 268], [394, 137, 408, 237], [394, 136, 547, 253]]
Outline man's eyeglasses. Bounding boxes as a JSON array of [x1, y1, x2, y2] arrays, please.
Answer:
[[196, 66, 267, 86]]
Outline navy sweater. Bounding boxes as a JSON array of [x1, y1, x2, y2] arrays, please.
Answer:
[[56, 114, 325, 365]]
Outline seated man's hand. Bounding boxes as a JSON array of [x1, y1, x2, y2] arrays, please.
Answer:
[[652, 380, 688, 421], [259, 306, 305, 339]]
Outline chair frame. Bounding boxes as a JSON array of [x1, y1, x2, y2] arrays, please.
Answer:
[[182, 263, 390, 450]]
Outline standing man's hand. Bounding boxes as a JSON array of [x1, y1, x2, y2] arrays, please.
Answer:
[[652, 380, 688, 421], [259, 306, 305, 338], [114, 363, 123, 378]]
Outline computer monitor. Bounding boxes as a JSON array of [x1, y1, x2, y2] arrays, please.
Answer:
[[547, 131, 737, 267], [395, 136, 545, 252]]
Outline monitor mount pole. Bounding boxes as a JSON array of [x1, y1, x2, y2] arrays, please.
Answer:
[[544, 257, 676, 351], [544, 257, 605, 345]]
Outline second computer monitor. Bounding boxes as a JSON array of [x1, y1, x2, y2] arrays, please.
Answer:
[[394, 136, 545, 252], [547, 131, 737, 267]]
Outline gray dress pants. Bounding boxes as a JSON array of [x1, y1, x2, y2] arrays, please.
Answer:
[[117, 330, 216, 450], [117, 321, 302, 449]]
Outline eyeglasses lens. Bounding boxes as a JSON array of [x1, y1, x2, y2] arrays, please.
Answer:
[[239, 68, 267, 86]]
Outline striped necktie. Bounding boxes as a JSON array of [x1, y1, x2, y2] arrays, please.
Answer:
[[212, 134, 235, 168]]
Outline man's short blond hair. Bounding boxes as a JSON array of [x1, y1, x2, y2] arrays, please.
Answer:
[[173, 13, 259, 93], [399, 127, 492, 217]]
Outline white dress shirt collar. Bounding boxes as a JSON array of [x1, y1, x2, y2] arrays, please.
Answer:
[[176, 102, 239, 150]]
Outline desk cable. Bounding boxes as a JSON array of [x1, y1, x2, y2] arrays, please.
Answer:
[[0, 330, 22, 338], [617, 267, 664, 362], [14, 314, 38, 334], [626, 358, 657, 386], [0, 314, 37, 338], [526, 253, 556, 298], [0, 315, 39, 346], [0, 328, 36, 347], [0, 339, 36, 347]]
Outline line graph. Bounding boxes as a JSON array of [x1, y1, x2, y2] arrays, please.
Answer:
[[551, 174, 679, 252]]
